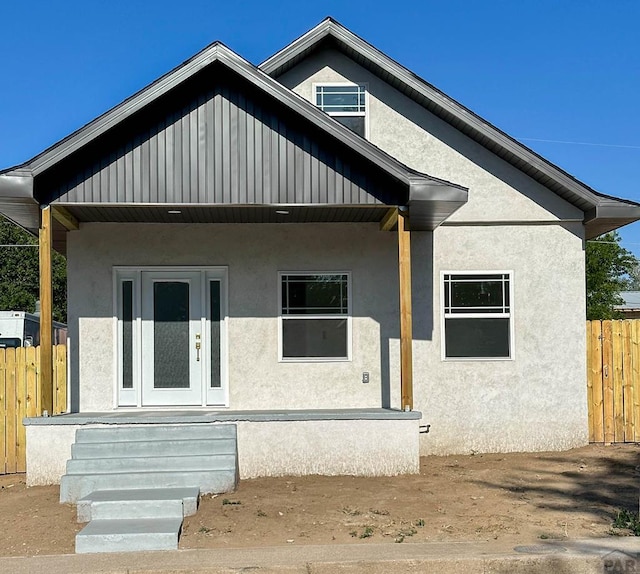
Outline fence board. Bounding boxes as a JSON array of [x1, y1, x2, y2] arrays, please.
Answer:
[[0, 345, 67, 474], [589, 320, 604, 442], [587, 320, 640, 443], [15, 348, 26, 473], [635, 321, 640, 443], [25, 347, 37, 419], [612, 321, 625, 442], [54, 345, 66, 415], [0, 350, 6, 474], [601, 320, 615, 443], [586, 321, 594, 443], [4, 349, 17, 474], [622, 321, 635, 442]]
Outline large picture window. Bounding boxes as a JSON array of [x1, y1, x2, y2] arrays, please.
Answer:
[[315, 84, 367, 138], [442, 272, 513, 359], [280, 273, 350, 360]]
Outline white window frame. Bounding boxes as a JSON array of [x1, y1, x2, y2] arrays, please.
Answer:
[[278, 271, 352, 363], [440, 270, 515, 362], [313, 82, 369, 139]]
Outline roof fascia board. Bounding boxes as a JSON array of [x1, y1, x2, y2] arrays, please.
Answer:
[[261, 19, 638, 216], [259, 18, 333, 72]]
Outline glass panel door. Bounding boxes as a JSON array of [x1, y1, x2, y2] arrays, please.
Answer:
[[153, 281, 190, 388], [141, 271, 202, 406]]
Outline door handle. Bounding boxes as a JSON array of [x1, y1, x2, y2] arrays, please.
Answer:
[[196, 333, 201, 362]]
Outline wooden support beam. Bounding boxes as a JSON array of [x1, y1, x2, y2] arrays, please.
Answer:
[[380, 207, 398, 232], [52, 206, 79, 231], [398, 209, 413, 411], [39, 205, 53, 416]]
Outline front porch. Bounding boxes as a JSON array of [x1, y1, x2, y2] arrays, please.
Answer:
[[24, 408, 422, 486]]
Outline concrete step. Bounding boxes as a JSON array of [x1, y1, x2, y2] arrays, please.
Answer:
[[71, 437, 237, 459], [66, 454, 236, 474], [76, 487, 199, 523], [75, 424, 236, 443], [75, 518, 183, 553], [61, 469, 235, 503]]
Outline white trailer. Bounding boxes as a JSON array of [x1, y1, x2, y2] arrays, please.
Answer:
[[0, 311, 67, 348]]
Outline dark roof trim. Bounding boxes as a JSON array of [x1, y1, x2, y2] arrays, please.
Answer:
[[0, 170, 33, 199], [0, 171, 39, 235], [260, 17, 640, 238], [0, 41, 467, 226]]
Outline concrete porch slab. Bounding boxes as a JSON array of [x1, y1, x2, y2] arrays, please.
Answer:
[[24, 408, 422, 426]]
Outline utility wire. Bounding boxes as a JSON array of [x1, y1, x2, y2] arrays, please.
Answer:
[[518, 137, 640, 150]]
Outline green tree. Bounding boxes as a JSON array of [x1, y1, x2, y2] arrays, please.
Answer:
[[626, 262, 640, 291], [0, 216, 67, 322], [585, 232, 636, 320]]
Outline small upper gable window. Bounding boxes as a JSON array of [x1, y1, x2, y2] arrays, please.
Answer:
[[315, 83, 367, 138]]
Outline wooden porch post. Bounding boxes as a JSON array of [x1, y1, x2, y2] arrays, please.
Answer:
[[39, 205, 53, 416], [398, 208, 413, 411]]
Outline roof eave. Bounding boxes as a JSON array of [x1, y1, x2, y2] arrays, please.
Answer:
[[408, 179, 468, 230], [584, 200, 640, 240], [0, 171, 40, 233]]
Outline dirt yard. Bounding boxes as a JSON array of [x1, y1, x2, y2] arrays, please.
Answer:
[[0, 444, 637, 556]]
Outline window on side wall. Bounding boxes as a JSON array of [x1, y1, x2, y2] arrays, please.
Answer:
[[280, 273, 351, 361], [442, 272, 513, 360], [315, 83, 367, 138]]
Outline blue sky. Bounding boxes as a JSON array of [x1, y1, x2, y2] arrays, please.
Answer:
[[1, 1, 639, 253]]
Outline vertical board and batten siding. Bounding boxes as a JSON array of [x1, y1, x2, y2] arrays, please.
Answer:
[[587, 320, 640, 443], [0, 346, 67, 474], [49, 77, 398, 207]]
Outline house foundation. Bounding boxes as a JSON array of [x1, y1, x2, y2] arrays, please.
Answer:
[[24, 409, 421, 486]]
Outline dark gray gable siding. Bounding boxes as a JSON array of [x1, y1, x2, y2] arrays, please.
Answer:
[[39, 67, 402, 207]]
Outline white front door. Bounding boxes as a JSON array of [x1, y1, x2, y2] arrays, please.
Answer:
[[116, 267, 228, 408]]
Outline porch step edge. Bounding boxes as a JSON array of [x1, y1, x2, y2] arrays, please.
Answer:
[[66, 453, 236, 474], [75, 424, 237, 443], [75, 517, 183, 553], [71, 437, 237, 458], [77, 487, 200, 523], [60, 469, 236, 503]]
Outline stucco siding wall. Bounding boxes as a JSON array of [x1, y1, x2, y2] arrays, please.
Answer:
[[67, 222, 404, 412], [416, 223, 588, 454]]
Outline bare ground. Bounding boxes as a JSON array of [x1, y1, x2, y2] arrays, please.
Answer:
[[0, 444, 637, 557]]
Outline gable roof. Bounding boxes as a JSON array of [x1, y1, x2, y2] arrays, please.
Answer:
[[0, 41, 468, 246], [260, 17, 640, 239]]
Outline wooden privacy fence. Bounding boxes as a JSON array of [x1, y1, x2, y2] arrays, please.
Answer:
[[587, 320, 640, 443], [0, 345, 67, 474]]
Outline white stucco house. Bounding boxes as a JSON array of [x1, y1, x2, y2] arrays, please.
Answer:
[[1, 18, 639, 485]]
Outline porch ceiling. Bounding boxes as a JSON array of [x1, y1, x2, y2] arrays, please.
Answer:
[[62, 204, 391, 224]]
